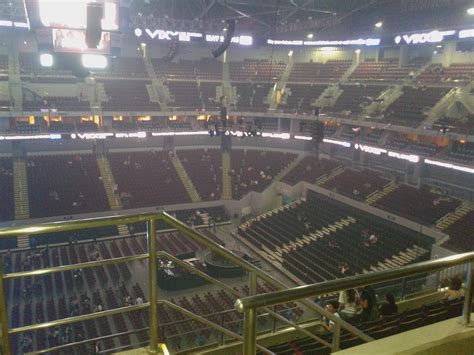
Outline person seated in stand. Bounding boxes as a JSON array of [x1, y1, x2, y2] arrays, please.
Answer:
[[369, 234, 378, 245], [443, 275, 465, 301], [339, 262, 350, 275], [379, 292, 398, 317], [322, 300, 340, 332], [94, 303, 103, 312], [338, 289, 359, 321], [356, 289, 379, 323]]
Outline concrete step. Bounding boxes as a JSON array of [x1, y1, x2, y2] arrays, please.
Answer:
[[222, 152, 232, 199], [171, 156, 201, 203], [13, 159, 30, 219], [96, 156, 123, 210], [366, 181, 399, 205]]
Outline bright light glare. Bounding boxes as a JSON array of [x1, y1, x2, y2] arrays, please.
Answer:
[[307, 33, 314, 39], [467, 7, 474, 15], [375, 22, 383, 28], [40, 53, 53, 67], [355, 49, 361, 54], [288, 50, 293, 57], [82, 54, 108, 69]]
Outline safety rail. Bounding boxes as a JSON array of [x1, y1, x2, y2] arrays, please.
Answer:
[[0, 211, 372, 354], [236, 252, 474, 354]]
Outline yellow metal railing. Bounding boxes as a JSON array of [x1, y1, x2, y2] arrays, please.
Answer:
[[236, 252, 474, 354], [0, 211, 372, 354]]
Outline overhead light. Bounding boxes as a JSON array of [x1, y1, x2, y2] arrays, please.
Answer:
[[375, 22, 383, 28], [355, 49, 361, 54], [433, 50, 438, 54], [223, 28, 228, 32], [141, 42, 147, 47], [467, 7, 474, 15], [436, 45, 442, 48], [39, 53, 53, 67], [23, 41, 27, 45], [288, 50, 293, 57], [82, 54, 108, 69], [307, 33, 314, 39]]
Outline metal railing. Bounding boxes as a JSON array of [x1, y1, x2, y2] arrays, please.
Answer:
[[236, 252, 474, 354], [0, 211, 372, 354]]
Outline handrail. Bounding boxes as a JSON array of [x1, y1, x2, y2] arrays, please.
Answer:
[[236, 252, 474, 354], [0, 211, 371, 354]]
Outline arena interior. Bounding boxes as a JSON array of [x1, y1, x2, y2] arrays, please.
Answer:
[[0, 0, 473, 354]]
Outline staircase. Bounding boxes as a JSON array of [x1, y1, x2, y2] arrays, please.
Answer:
[[269, 60, 294, 110], [361, 85, 403, 119], [221, 152, 232, 199], [316, 166, 345, 186], [221, 61, 233, 105], [340, 60, 358, 82], [96, 155, 123, 210], [274, 155, 304, 182], [8, 48, 22, 112], [13, 158, 30, 220], [171, 156, 201, 202], [143, 56, 171, 110], [423, 87, 460, 125], [366, 181, 399, 205], [436, 203, 472, 230], [314, 84, 342, 108]]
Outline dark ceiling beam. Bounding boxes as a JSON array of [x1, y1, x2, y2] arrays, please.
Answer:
[[224, 1, 296, 11], [221, 1, 273, 28], [194, 0, 218, 21]]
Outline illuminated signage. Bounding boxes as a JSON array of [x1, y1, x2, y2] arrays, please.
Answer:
[[135, 28, 253, 46], [459, 29, 474, 39], [394, 30, 456, 45], [354, 143, 387, 155], [268, 38, 380, 47], [53, 29, 110, 54], [71, 133, 114, 140], [295, 135, 312, 141], [0, 134, 61, 141], [323, 138, 351, 148], [115, 132, 147, 139], [424, 159, 474, 174], [388, 151, 419, 163]]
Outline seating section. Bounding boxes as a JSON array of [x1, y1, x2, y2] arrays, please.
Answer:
[[166, 81, 201, 110], [375, 185, 461, 225], [350, 59, 413, 81], [23, 96, 90, 111], [321, 169, 389, 200], [288, 61, 352, 83], [107, 151, 191, 208], [26, 154, 109, 218], [153, 58, 222, 80], [445, 142, 474, 164], [280, 84, 327, 113], [229, 60, 286, 81], [100, 79, 160, 111], [177, 149, 222, 200], [265, 298, 464, 354], [230, 150, 297, 198], [282, 157, 340, 186], [100, 57, 147, 78], [0, 158, 14, 222], [418, 63, 474, 84], [233, 83, 273, 112], [329, 85, 386, 115], [236, 191, 431, 284], [20, 53, 73, 76], [442, 211, 474, 252], [0, 54, 8, 76], [381, 86, 450, 126]]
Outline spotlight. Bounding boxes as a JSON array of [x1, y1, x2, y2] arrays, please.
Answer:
[[288, 50, 293, 57], [355, 49, 361, 54], [467, 7, 474, 15], [40, 53, 53, 67], [307, 33, 314, 39], [375, 22, 383, 28]]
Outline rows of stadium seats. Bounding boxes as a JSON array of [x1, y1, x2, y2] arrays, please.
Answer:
[[288, 61, 352, 83], [374, 185, 461, 225], [233, 83, 273, 111], [99, 57, 148, 78], [264, 298, 464, 354], [176, 149, 222, 200], [442, 211, 474, 252], [100, 79, 161, 111], [107, 151, 191, 208], [321, 169, 389, 200], [380, 86, 450, 126], [19, 53, 72, 77], [279, 84, 327, 113], [328, 84, 387, 116], [281, 157, 340, 186], [153, 58, 222, 80], [23, 96, 90, 112], [0, 54, 8, 75], [26, 154, 109, 218], [236, 193, 431, 284], [363, 130, 384, 144], [230, 150, 296, 198], [349, 59, 413, 82], [418, 63, 474, 84], [229, 60, 286, 82], [445, 142, 474, 164], [166, 81, 220, 110]]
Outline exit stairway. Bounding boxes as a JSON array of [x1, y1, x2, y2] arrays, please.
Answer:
[[316, 166, 345, 186], [274, 155, 304, 182], [13, 158, 30, 248], [171, 156, 201, 203], [436, 202, 472, 230], [221, 152, 232, 199], [96, 155, 123, 210], [366, 181, 399, 205]]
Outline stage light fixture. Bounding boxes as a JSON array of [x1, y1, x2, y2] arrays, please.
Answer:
[[40, 53, 53, 67], [467, 7, 474, 15], [375, 22, 383, 28], [307, 33, 314, 39]]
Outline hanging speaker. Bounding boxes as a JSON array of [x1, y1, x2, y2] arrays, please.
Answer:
[[212, 20, 235, 58], [162, 34, 179, 62], [86, 3, 103, 48]]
